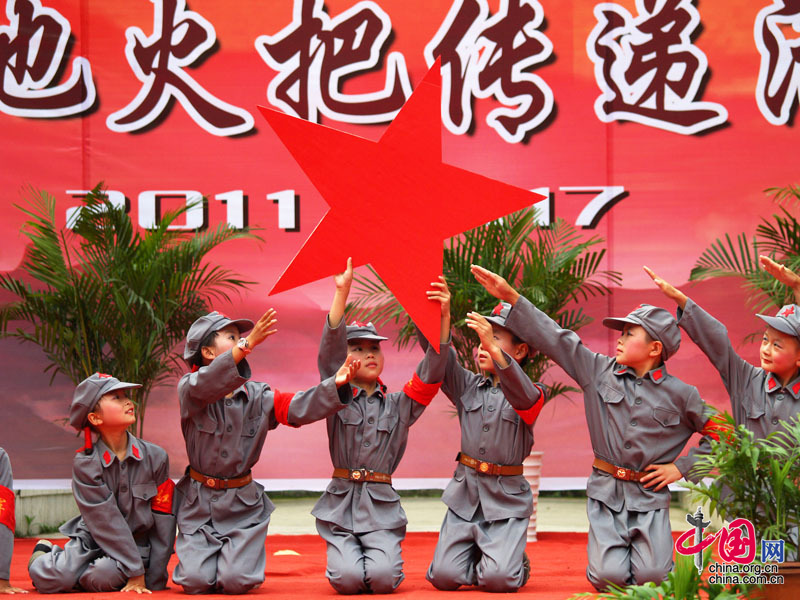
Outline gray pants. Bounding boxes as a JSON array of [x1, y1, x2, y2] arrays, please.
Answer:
[[586, 498, 673, 591], [316, 519, 405, 594], [426, 506, 528, 592], [172, 517, 270, 594], [29, 536, 130, 593]]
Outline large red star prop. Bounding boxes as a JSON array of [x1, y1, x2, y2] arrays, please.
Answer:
[[259, 60, 545, 348]]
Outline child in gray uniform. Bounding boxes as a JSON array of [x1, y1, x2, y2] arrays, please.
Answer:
[[313, 259, 449, 594], [28, 373, 176, 594], [425, 300, 546, 593], [646, 260, 800, 438], [0, 448, 26, 595], [172, 308, 360, 594], [471, 265, 719, 591]]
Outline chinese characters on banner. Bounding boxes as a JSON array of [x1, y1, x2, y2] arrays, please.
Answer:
[[0, 0, 797, 138]]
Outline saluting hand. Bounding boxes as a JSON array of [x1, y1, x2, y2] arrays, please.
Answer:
[[760, 255, 800, 303], [470, 265, 520, 305], [247, 308, 279, 348], [335, 355, 362, 388], [643, 266, 688, 310]]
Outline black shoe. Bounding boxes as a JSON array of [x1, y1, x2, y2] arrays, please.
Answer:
[[28, 539, 53, 568]]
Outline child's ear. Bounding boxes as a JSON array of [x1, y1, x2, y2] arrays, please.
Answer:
[[649, 340, 663, 359], [87, 411, 103, 427], [515, 342, 529, 362], [201, 346, 215, 361]]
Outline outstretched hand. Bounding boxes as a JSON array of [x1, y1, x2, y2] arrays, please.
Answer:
[[639, 462, 682, 491], [760, 255, 800, 303], [470, 265, 520, 304], [643, 266, 688, 310], [335, 354, 362, 388], [248, 309, 279, 347], [426, 276, 451, 316], [0, 580, 28, 594]]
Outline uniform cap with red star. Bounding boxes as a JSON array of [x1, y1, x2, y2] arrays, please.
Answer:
[[603, 304, 681, 361], [757, 304, 800, 339], [69, 373, 142, 432]]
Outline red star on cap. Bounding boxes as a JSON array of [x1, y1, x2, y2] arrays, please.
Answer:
[[259, 59, 545, 348], [492, 303, 504, 316], [780, 306, 795, 317], [97, 373, 112, 378]]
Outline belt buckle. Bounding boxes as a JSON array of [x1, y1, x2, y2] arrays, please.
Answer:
[[615, 467, 629, 481], [351, 468, 368, 481], [478, 461, 491, 474], [206, 477, 217, 488]]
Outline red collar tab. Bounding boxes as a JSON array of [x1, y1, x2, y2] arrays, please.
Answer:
[[766, 375, 778, 391], [650, 368, 664, 382], [102, 450, 112, 466], [792, 381, 800, 396], [352, 387, 359, 398], [780, 306, 795, 317], [132, 445, 140, 459], [492, 303, 503, 316], [190, 364, 199, 373], [614, 365, 628, 375]]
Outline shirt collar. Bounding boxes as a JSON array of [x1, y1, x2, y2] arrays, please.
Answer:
[[95, 433, 143, 468], [765, 372, 800, 398], [351, 380, 387, 399], [613, 363, 668, 384]]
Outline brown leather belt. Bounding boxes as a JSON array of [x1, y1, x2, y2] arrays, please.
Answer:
[[189, 467, 253, 489], [592, 458, 647, 482], [457, 452, 523, 476], [332, 468, 392, 484]]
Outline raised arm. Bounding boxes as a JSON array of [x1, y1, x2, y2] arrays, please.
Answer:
[[471, 265, 602, 387], [318, 259, 353, 379]]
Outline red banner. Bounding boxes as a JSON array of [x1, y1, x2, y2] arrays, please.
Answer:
[[0, 0, 797, 482]]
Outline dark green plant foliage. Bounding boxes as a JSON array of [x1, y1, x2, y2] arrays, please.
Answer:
[[0, 184, 256, 437], [684, 412, 800, 558], [690, 184, 800, 313], [347, 208, 621, 401]]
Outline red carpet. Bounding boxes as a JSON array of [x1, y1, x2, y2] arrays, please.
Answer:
[[7, 532, 596, 598]]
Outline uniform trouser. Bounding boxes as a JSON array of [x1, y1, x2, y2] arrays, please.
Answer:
[[586, 498, 673, 591], [316, 519, 406, 594], [0, 525, 12, 580], [28, 536, 133, 593], [426, 506, 528, 592], [172, 515, 270, 594]]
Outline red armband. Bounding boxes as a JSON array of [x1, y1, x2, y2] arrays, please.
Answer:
[[0, 484, 15, 533], [403, 373, 442, 406], [701, 418, 733, 442], [273, 389, 300, 427], [515, 385, 546, 426], [151, 478, 175, 515]]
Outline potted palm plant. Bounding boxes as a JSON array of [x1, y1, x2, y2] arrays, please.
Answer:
[[683, 413, 800, 599], [346, 207, 621, 540]]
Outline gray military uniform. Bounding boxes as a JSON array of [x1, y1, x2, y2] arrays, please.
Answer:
[[313, 318, 447, 594], [29, 435, 176, 593], [678, 299, 800, 437], [172, 349, 350, 594], [505, 297, 715, 590], [424, 336, 544, 593], [0, 448, 13, 582]]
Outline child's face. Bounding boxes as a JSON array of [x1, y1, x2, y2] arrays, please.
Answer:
[[202, 324, 241, 363], [90, 390, 135, 429], [615, 324, 660, 368], [477, 325, 528, 374], [760, 326, 800, 382], [346, 339, 385, 385]]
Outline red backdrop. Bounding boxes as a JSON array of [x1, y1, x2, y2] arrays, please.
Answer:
[[0, 0, 797, 481]]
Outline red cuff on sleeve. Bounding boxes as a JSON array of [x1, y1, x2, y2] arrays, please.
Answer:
[[701, 418, 732, 442], [151, 478, 175, 515], [403, 373, 442, 406], [273, 389, 300, 427], [0, 484, 15, 533], [515, 385, 546, 426]]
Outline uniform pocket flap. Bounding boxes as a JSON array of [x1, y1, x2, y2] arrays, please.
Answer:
[[131, 483, 157, 501], [599, 383, 624, 404], [653, 407, 680, 427]]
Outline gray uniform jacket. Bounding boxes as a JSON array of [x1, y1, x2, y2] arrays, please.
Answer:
[[62, 434, 175, 589], [506, 297, 715, 512], [0, 448, 13, 580], [177, 349, 350, 535], [679, 299, 800, 437], [426, 335, 545, 522], [312, 319, 447, 534]]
